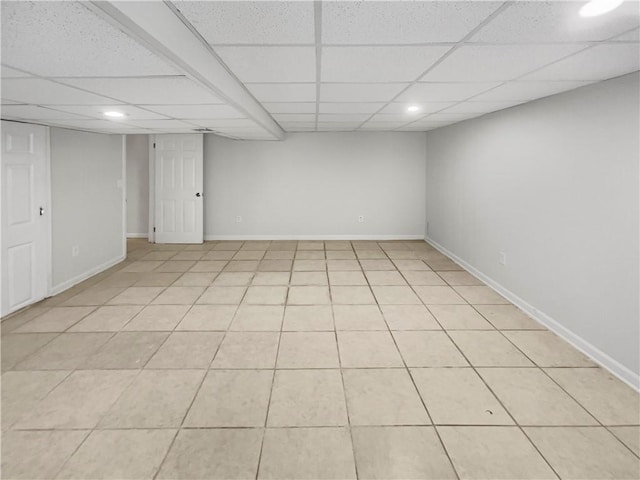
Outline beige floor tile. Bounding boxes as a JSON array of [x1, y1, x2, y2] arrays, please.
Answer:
[[426, 258, 462, 270], [84, 331, 168, 369], [337, 331, 404, 367], [504, 330, 596, 367], [121, 260, 163, 272], [234, 250, 266, 260], [197, 286, 246, 304], [230, 305, 284, 331], [525, 427, 640, 479], [331, 286, 376, 304], [282, 305, 334, 331], [69, 305, 143, 331], [298, 241, 324, 250], [243, 286, 288, 305], [172, 251, 205, 260], [267, 241, 297, 251], [123, 304, 189, 331], [276, 332, 340, 368], [371, 285, 422, 304], [203, 250, 235, 260], [439, 426, 557, 480], [241, 241, 270, 250], [474, 304, 543, 330], [438, 271, 484, 286], [428, 304, 494, 330], [609, 426, 640, 456], [325, 240, 352, 251], [184, 370, 273, 427], [1, 370, 70, 428], [14, 370, 138, 429], [15, 307, 96, 332], [94, 271, 140, 288], [333, 305, 387, 330], [329, 270, 368, 286], [57, 429, 175, 480], [326, 250, 356, 260], [1, 333, 58, 370], [412, 368, 513, 425], [393, 331, 468, 367], [211, 332, 279, 368], [172, 272, 217, 286], [61, 287, 125, 306], [258, 260, 293, 271], [290, 271, 328, 285], [155, 260, 196, 272], [454, 286, 509, 304], [365, 270, 407, 285], [107, 287, 164, 305], [449, 331, 534, 366], [479, 368, 597, 426], [381, 305, 441, 330], [395, 259, 431, 271], [252, 272, 290, 285], [296, 250, 325, 260], [343, 369, 429, 425], [100, 369, 204, 428], [141, 251, 176, 261], [0, 306, 51, 335], [545, 368, 640, 425], [214, 241, 244, 250], [293, 260, 327, 271], [259, 427, 356, 480], [133, 272, 182, 287], [176, 305, 236, 330], [288, 286, 331, 305], [264, 250, 295, 260], [146, 332, 224, 368], [1, 430, 89, 480], [15, 332, 113, 370], [267, 369, 347, 426], [356, 250, 387, 259], [151, 286, 205, 304], [414, 286, 466, 304], [402, 271, 446, 286], [327, 259, 361, 271], [190, 260, 228, 272], [212, 272, 255, 286], [360, 259, 396, 271], [352, 426, 456, 479]]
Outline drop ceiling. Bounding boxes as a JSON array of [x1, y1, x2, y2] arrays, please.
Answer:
[[1, 0, 639, 140]]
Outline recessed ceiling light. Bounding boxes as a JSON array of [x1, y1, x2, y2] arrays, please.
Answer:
[[103, 111, 126, 118], [407, 105, 420, 113], [579, 0, 624, 17]]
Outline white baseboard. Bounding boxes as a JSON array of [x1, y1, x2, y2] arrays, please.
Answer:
[[426, 236, 640, 392], [126, 233, 148, 238], [205, 234, 425, 241], [49, 255, 126, 297]]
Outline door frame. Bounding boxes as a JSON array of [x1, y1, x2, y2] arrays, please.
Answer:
[[0, 120, 52, 317], [148, 134, 156, 243]]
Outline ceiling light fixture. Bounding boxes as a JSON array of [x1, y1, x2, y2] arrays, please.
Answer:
[[407, 105, 421, 113], [579, 0, 624, 17], [103, 111, 126, 118]]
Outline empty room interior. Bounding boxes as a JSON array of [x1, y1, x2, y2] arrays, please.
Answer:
[[1, 0, 640, 479]]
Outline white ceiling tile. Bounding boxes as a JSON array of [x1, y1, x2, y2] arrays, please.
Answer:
[[2, 99, 22, 105], [368, 113, 425, 123], [397, 124, 440, 131], [359, 122, 409, 130], [318, 114, 371, 123], [322, 1, 501, 44], [322, 46, 450, 82], [145, 104, 243, 119], [1, 1, 178, 77], [127, 119, 198, 129], [612, 27, 640, 42], [379, 102, 455, 115], [320, 83, 408, 102], [471, 1, 640, 43], [317, 123, 359, 131], [279, 122, 316, 131], [175, 1, 314, 44], [49, 105, 169, 120], [422, 45, 585, 82], [48, 119, 143, 132], [522, 44, 640, 81], [1, 105, 90, 120], [441, 101, 525, 114], [263, 102, 317, 114], [1, 78, 121, 105], [186, 119, 259, 128], [1, 65, 30, 78], [58, 77, 223, 105], [396, 82, 500, 102], [273, 113, 317, 122], [423, 112, 484, 122], [471, 81, 593, 102], [215, 46, 316, 82], [319, 103, 385, 114], [247, 83, 316, 102]]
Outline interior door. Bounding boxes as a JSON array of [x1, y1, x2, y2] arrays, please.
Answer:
[[1, 121, 49, 316], [154, 134, 204, 244]]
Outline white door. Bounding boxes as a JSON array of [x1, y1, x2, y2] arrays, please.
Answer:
[[1, 121, 49, 316], [154, 134, 204, 244]]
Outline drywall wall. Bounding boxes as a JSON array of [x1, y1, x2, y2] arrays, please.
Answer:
[[425, 72, 640, 386], [126, 134, 149, 237], [50, 128, 125, 292], [204, 132, 426, 239]]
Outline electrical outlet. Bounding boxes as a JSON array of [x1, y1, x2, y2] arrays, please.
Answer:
[[72, 246, 79, 257], [358, 215, 364, 223], [499, 252, 506, 266], [235, 216, 242, 223]]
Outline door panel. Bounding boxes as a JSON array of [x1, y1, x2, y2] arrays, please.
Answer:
[[1, 121, 49, 316], [154, 134, 203, 244]]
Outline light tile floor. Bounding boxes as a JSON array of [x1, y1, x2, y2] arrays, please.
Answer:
[[1, 239, 639, 479]]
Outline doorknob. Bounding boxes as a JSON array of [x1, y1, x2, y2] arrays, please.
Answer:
[[39, 207, 44, 216], [195, 192, 201, 197]]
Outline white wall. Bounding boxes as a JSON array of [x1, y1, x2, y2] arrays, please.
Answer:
[[204, 132, 426, 239], [126, 134, 149, 237], [50, 128, 125, 292], [425, 72, 640, 385]]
